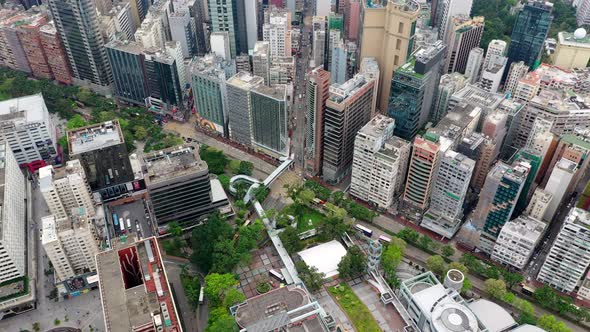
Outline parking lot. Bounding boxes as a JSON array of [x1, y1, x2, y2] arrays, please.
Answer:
[[110, 199, 153, 239]]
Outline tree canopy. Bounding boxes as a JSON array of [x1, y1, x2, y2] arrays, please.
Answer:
[[337, 246, 367, 279]]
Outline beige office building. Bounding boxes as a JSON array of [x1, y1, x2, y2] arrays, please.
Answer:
[[553, 30, 590, 70], [359, 0, 420, 113]]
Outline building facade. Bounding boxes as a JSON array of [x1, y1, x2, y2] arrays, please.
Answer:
[[403, 133, 440, 213], [537, 208, 590, 292], [444, 15, 484, 74], [0, 94, 57, 165], [491, 215, 546, 270], [305, 68, 331, 176]]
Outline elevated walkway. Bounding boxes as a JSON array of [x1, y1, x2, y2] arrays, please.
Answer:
[[229, 158, 293, 204]]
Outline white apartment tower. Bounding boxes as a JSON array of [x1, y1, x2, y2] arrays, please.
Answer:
[[39, 160, 95, 220], [544, 158, 577, 222], [421, 150, 475, 238], [492, 215, 547, 270], [482, 40, 507, 72], [525, 188, 553, 221], [0, 94, 57, 165], [439, 0, 474, 43], [464, 47, 484, 84], [350, 115, 400, 209], [41, 212, 100, 281], [263, 8, 292, 58], [480, 55, 507, 93], [312, 16, 326, 68], [538, 208, 590, 292], [504, 61, 529, 95], [0, 143, 27, 283]]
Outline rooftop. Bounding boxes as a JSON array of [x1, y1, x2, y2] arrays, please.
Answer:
[[67, 120, 125, 155], [501, 215, 547, 241], [297, 240, 347, 278], [558, 31, 590, 47], [227, 71, 265, 90], [468, 299, 516, 332], [105, 39, 145, 54], [566, 207, 590, 229], [328, 74, 373, 103], [143, 145, 207, 184], [234, 285, 328, 332], [41, 215, 58, 245], [96, 236, 181, 332], [0, 93, 47, 124], [530, 88, 590, 111], [358, 114, 395, 137], [428, 103, 481, 151], [451, 84, 504, 110], [252, 84, 287, 101], [189, 54, 232, 81]]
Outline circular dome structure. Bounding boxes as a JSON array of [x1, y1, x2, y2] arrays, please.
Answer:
[[574, 28, 587, 39], [431, 303, 478, 332], [444, 269, 464, 291]]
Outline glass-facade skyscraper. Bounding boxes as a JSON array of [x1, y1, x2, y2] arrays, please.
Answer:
[[506, 0, 553, 70], [48, 0, 112, 88]]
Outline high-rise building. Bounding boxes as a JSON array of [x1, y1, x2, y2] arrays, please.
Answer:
[[134, 11, 165, 49], [269, 56, 296, 85], [41, 212, 100, 281], [305, 67, 331, 176], [544, 158, 577, 222], [482, 39, 507, 72], [190, 54, 234, 137], [210, 31, 231, 61], [491, 215, 546, 270], [96, 236, 182, 332], [359, 57, 380, 118], [48, 0, 113, 91], [330, 38, 349, 85], [0, 11, 32, 74], [427, 103, 482, 153], [553, 30, 590, 70], [250, 84, 289, 158], [403, 133, 440, 213], [208, 0, 240, 57], [105, 40, 150, 106], [480, 55, 507, 93], [504, 61, 529, 95], [0, 94, 57, 165], [347, 0, 360, 41], [143, 145, 225, 227], [311, 16, 326, 68], [316, 0, 331, 16], [444, 16, 484, 74], [514, 89, 590, 149], [537, 208, 590, 292], [359, 0, 420, 113], [226, 72, 265, 147], [577, 0, 590, 25], [252, 41, 271, 84], [526, 188, 552, 221], [67, 120, 135, 200], [430, 72, 467, 123], [263, 7, 291, 58], [388, 41, 446, 140], [438, 0, 473, 44], [541, 128, 590, 192], [464, 47, 484, 84], [506, 0, 553, 69], [243, 0, 258, 52], [169, 10, 198, 58], [350, 115, 400, 209], [39, 160, 94, 220], [0, 143, 26, 283], [322, 74, 376, 183], [10, 11, 53, 80], [421, 150, 475, 238], [39, 21, 73, 85], [473, 161, 530, 254], [447, 84, 504, 117], [128, 0, 151, 28]]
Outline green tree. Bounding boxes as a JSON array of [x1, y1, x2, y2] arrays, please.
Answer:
[[418, 235, 433, 250], [279, 226, 304, 254], [222, 288, 246, 309], [502, 270, 524, 290], [513, 298, 535, 316], [180, 271, 201, 308], [218, 174, 230, 190], [238, 161, 254, 176], [211, 239, 240, 273], [199, 145, 229, 174], [426, 255, 446, 276], [331, 191, 346, 206], [381, 238, 406, 277], [484, 278, 507, 300], [317, 216, 350, 241], [534, 285, 557, 309], [168, 222, 183, 237], [441, 245, 455, 258], [32, 323, 40, 332], [206, 311, 238, 332], [297, 189, 316, 206], [537, 315, 572, 332], [134, 126, 148, 140], [295, 261, 325, 292], [337, 246, 367, 279], [204, 273, 240, 308], [323, 202, 347, 220], [190, 213, 233, 272], [446, 262, 468, 275], [518, 312, 537, 325], [398, 228, 420, 243], [66, 114, 88, 129]]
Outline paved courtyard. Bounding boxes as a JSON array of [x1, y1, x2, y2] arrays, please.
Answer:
[[351, 281, 407, 332], [236, 245, 285, 298]]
